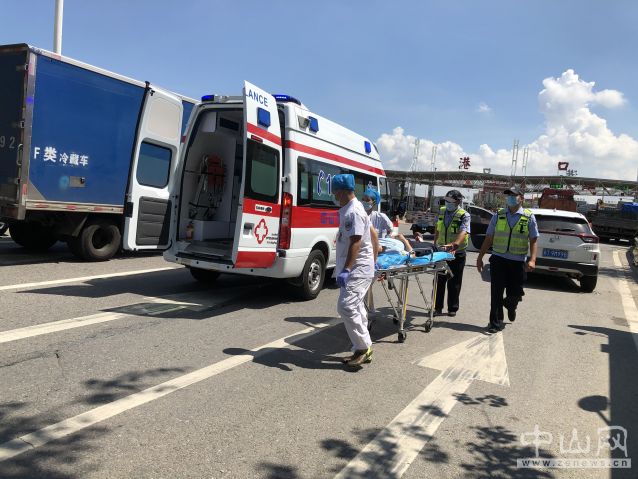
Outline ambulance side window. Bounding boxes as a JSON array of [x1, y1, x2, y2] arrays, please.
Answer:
[[297, 157, 342, 208], [354, 172, 376, 199], [245, 139, 279, 202]]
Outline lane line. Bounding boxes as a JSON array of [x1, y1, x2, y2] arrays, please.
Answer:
[[0, 320, 336, 462], [613, 251, 638, 351], [0, 288, 251, 344], [335, 334, 509, 478], [0, 267, 180, 292]]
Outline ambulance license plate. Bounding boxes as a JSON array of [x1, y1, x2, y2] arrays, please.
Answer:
[[543, 248, 568, 259]]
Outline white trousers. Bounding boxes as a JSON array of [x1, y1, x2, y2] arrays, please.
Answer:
[[338, 277, 374, 351]]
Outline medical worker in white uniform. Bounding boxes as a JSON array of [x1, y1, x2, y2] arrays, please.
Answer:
[[332, 174, 375, 367]]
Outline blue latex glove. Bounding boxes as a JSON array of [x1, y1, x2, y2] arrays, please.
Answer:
[[337, 268, 351, 287]]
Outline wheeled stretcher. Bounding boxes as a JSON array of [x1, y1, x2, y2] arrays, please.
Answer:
[[370, 250, 454, 343]]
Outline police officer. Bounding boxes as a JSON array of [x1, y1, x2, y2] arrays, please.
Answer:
[[476, 186, 538, 333], [433, 190, 471, 317], [332, 174, 375, 367]]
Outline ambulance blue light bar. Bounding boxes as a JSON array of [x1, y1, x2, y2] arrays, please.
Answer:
[[201, 94, 215, 102], [273, 94, 302, 105]]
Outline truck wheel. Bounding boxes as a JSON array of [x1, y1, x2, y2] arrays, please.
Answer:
[[296, 250, 326, 300], [73, 220, 121, 261], [580, 275, 597, 293], [9, 222, 57, 251], [189, 267, 220, 284], [0, 220, 8, 236]]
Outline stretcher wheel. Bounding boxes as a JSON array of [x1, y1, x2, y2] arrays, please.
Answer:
[[424, 321, 433, 333], [398, 331, 407, 343], [393, 316, 399, 325]]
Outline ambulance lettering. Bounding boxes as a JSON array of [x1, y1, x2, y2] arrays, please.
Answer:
[[247, 90, 269, 107]]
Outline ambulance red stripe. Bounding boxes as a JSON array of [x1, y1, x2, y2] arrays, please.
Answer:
[[242, 198, 281, 217], [290, 206, 340, 228], [246, 123, 282, 146], [235, 250, 276, 268], [285, 140, 385, 176]]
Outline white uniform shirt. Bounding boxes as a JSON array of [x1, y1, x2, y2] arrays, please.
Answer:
[[369, 211, 394, 238], [336, 198, 375, 279]]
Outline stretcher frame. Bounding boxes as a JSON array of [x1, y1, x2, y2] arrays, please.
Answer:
[[371, 256, 452, 343]]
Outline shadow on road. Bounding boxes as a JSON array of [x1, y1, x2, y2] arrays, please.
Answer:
[[0, 366, 187, 478], [570, 323, 638, 479]]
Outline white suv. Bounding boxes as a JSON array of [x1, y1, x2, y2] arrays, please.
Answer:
[[532, 208, 600, 292]]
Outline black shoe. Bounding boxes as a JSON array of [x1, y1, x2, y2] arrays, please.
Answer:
[[508, 308, 516, 322], [448, 311, 457, 317], [487, 324, 499, 333], [433, 309, 444, 317]]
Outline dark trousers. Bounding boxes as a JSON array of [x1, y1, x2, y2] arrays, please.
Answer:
[[489, 255, 526, 327], [435, 253, 466, 313]]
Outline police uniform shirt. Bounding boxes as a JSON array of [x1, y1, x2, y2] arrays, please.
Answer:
[[336, 198, 375, 279], [486, 206, 539, 261], [369, 211, 394, 238]]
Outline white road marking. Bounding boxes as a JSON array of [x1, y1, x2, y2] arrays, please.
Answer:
[[0, 289, 251, 344], [613, 251, 638, 351], [0, 320, 336, 462], [335, 334, 509, 478], [0, 267, 180, 292]]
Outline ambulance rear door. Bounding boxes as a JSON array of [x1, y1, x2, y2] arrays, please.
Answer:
[[232, 81, 282, 268]]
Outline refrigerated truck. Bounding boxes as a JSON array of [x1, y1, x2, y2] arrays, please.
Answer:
[[0, 43, 196, 260]]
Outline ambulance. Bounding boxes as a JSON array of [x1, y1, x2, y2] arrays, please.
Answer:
[[163, 81, 388, 299]]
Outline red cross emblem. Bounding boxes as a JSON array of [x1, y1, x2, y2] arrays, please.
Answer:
[[254, 218, 269, 244]]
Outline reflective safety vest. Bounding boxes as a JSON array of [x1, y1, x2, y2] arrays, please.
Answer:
[[492, 208, 532, 255], [436, 206, 469, 251]]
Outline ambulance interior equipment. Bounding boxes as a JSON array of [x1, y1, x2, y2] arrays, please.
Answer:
[[179, 108, 244, 260]]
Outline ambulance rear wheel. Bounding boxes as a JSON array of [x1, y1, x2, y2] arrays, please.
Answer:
[[297, 250, 326, 300], [72, 219, 121, 261], [9, 221, 57, 251], [189, 267, 220, 284]]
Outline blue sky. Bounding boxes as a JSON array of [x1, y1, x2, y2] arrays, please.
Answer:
[[2, 0, 637, 178]]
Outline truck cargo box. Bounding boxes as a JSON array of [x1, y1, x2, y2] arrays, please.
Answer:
[[0, 43, 196, 260]]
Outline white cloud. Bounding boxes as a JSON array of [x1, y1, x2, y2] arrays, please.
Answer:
[[377, 69, 637, 180], [477, 102, 492, 114]]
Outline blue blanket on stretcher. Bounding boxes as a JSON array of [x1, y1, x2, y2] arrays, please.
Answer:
[[375, 251, 454, 269]]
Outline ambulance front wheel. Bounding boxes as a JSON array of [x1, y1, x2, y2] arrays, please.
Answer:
[[189, 267, 220, 284], [296, 250, 326, 300]]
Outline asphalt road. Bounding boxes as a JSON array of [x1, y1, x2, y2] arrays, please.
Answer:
[[1, 231, 637, 479]]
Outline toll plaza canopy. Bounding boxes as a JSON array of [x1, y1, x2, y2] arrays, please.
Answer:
[[385, 170, 638, 196]]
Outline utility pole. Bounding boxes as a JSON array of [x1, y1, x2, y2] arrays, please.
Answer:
[[521, 146, 529, 177], [428, 145, 437, 210], [54, 0, 64, 54], [510, 139, 519, 177], [406, 139, 420, 214]]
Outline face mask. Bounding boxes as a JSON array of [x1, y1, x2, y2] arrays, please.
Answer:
[[506, 196, 520, 207], [445, 202, 458, 212], [363, 201, 374, 212]]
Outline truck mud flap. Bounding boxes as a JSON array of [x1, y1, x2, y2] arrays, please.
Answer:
[[136, 196, 170, 246]]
